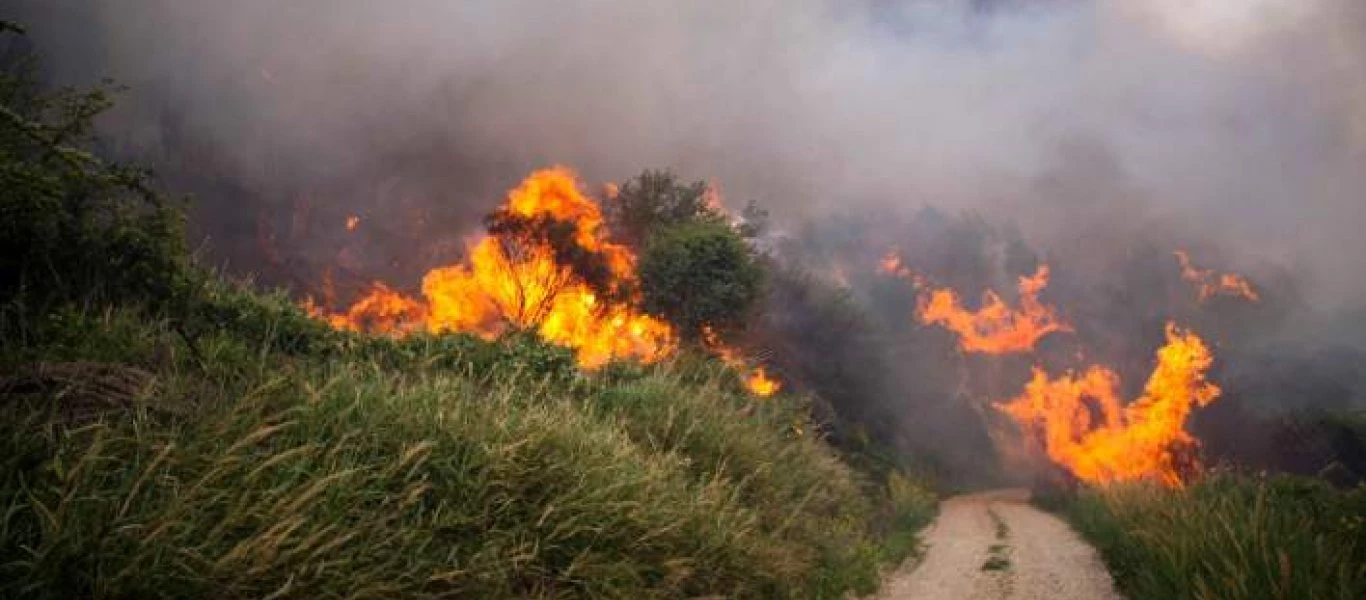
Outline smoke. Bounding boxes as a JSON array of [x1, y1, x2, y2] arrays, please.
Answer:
[[8, 0, 1364, 306], [9, 0, 1366, 481]]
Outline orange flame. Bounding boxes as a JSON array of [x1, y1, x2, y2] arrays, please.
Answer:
[[345, 215, 361, 232], [306, 281, 426, 333], [310, 167, 674, 368], [877, 249, 928, 288], [999, 322, 1221, 487], [878, 250, 912, 279], [703, 326, 782, 397], [917, 266, 1071, 354], [1174, 250, 1260, 303]]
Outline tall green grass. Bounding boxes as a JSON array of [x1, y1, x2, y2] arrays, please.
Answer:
[[1059, 474, 1366, 600], [0, 304, 936, 599]]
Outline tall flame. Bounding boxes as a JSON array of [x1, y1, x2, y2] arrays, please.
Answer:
[[998, 322, 1221, 487], [917, 266, 1072, 354], [1174, 250, 1260, 303], [310, 167, 674, 368]]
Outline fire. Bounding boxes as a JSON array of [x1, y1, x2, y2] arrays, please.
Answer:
[[878, 250, 912, 279], [999, 322, 1222, 487], [703, 326, 781, 397], [917, 265, 1071, 354], [877, 249, 927, 287], [305, 281, 426, 333], [745, 366, 781, 397], [310, 167, 675, 368], [1174, 250, 1260, 303], [345, 215, 361, 232]]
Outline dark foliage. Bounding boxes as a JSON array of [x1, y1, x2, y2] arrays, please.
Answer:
[[1, 27, 189, 311], [604, 169, 725, 250], [638, 221, 764, 342]]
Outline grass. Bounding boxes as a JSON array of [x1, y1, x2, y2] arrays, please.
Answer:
[[0, 39, 943, 597], [1055, 473, 1366, 600], [980, 508, 1011, 572], [0, 301, 937, 599], [981, 554, 1011, 572]]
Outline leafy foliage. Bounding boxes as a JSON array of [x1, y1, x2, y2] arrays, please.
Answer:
[[604, 170, 725, 250], [0, 29, 188, 310], [638, 221, 764, 342]]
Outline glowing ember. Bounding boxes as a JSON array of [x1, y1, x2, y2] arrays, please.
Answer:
[[878, 250, 911, 279], [703, 326, 782, 397], [310, 167, 675, 368], [1174, 250, 1260, 303], [345, 215, 361, 232], [998, 322, 1222, 487], [917, 265, 1071, 354], [877, 249, 926, 287]]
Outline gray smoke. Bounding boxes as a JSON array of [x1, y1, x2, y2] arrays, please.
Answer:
[[10, 0, 1365, 485], [10, 0, 1365, 311]]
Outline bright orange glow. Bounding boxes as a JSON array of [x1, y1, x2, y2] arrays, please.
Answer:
[[702, 181, 726, 214], [1174, 250, 1260, 303], [744, 366, 781, 397], [876, 249, 927, 287], [917, 266, 1071, 354], [998, 322, 1222, 487], [310, 167, 675, 368], [305, 281, 426, 333], [345, 215, 361, 232], [878, 250, 912, 279], [703, 326, 782, 397]]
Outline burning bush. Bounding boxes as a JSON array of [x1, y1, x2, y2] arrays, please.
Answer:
[[305, 167, 781, 396]]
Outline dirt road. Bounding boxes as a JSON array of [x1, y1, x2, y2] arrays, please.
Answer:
[[878, 489, 1121, 600]]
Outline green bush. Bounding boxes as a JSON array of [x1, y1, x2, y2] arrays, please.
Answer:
[[1, 29, 189, 310], [638, 221, 765, 342], [603, 170, 724, 250]]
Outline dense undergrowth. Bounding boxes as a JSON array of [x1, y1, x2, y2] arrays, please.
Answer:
[[0, 301, 936, 599], [1050, 473, 1366, 600], [0, 25, 936, 598]]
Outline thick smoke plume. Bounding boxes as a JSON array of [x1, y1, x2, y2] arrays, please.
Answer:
[[9, 0, 1366, 482], [11, 0, 1366, 303]]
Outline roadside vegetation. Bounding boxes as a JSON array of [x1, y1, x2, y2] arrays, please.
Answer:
[[1050, 473, 1366, 600], [0, 26, 936, 599]]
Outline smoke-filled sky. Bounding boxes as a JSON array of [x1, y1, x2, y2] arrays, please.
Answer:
[[11, 0, 1366, 308]]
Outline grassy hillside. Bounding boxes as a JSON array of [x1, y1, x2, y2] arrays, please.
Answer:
[[1049, 473, 1366, 600], [0, 33, 935, 597], [0, 294, 935, 599]]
